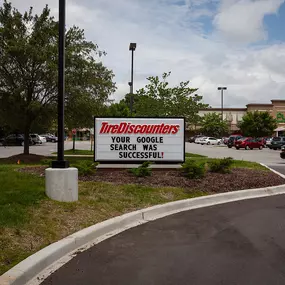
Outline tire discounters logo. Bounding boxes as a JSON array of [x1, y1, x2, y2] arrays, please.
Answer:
[[94, 118, 185, 162]]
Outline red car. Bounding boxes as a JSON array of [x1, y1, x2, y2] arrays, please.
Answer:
[[235, 137, 263, 150]]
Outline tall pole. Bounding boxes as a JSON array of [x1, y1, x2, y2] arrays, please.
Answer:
[[130, 49, 134, 115], [52, 0, 69, 168], [218, 87, 227, 121], [221, 89, 224, 120], [129, 43, 136, 116]]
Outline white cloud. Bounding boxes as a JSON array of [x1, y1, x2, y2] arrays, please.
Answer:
[[8, 0, 285, 108], [213, 0, 284, 44]]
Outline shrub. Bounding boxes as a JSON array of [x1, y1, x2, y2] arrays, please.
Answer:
[[130, 161, 152, 177], [208, 157, 233, 174], [73, 160, 98, 176], [182, 160, 205, 179]]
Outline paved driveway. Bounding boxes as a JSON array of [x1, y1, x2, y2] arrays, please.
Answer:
[[41, 194, 285, 285]]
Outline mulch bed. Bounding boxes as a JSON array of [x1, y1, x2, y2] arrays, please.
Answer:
[[0, 154, 46, 164], [18, 167, 285, 193]]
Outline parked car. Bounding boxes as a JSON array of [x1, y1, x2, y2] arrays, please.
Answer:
[[280, 145, 285, 159], [200, 137, 221, 145], [39, 135, 47, 143], [222, 137, 229, 145], [189, 135, 204, 143], [30, 134, 42, 145], [227, 134, 243, 148], [195, 136, 206, 144], [269, 136, 285, 150], [40, 134, 58, 143], [235, 137, 263, 150], [2, 134, 33, 146], [265, 137, 273, 147]]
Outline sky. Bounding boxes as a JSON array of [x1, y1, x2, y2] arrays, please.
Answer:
[[8, 0, 285, 107]]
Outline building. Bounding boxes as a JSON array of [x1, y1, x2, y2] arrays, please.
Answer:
[[199, 99, 285, 136]]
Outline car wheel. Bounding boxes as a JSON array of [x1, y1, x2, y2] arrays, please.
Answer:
[[250, 148, 253, 150], [259, 146, 263, 150], [52, 139, 55, 143], [236, 147, 239, 150], [245, 146, 249, 150], [273, 148, 277, 151], [207, 142, 210, 145], [228, 146, 232, 148], [218, 142, 220, 145]]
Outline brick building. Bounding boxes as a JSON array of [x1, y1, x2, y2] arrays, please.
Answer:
[[199, 99, 285, 136]]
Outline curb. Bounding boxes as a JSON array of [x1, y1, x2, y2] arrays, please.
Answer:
[[260, 163, 285, 179], [1, 184, 285, 285]]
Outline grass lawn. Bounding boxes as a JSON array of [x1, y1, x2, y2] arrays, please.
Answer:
[[0, 161, 203, 275], [0, 155, 268, 275]]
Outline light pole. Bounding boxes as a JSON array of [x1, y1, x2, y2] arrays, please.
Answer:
[[52, 0, 69, 168], [129, 43, 136, 115], [217, 87, 227, 120]]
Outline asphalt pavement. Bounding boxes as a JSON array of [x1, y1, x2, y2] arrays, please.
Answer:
[[41, 194, 285, 285]]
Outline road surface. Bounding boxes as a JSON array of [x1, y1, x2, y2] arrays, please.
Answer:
[[41, 194, 285, 285]]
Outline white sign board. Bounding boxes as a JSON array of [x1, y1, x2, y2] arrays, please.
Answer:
[[94, 117, 185, 163]]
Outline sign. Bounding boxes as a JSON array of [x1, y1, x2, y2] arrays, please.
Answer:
[[276, 112, 285, 123], [94, 117, 185, 163], [72, 129, 77, 135]]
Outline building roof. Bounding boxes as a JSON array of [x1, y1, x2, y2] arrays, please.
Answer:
[[200, 108, 246, 111]]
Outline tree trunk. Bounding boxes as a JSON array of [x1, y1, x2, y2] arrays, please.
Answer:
[[23, 124, 30, 155]]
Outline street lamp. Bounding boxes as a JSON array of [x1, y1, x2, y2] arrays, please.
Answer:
[[217, 87, 227, 120], [129, 43, 136, 115], [52, 0, 69, 168]]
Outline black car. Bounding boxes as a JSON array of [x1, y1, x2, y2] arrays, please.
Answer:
[[269, 137, 285, 150], [3, 134, 33, 146], [227, 135, 243, 148]]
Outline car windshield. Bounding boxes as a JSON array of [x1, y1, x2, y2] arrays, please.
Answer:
[[273, 137, 281, 141], [239, 137, 248, 141]]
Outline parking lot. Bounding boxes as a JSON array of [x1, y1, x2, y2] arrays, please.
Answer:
[[0, 141, 93, 158], [186, 142, 285, 169]]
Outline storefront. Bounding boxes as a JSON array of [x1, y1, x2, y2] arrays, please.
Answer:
[[199, 99, 285, 136]]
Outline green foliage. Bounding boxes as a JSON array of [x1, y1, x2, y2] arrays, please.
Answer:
[[182, 160, 205, 179], [73, 160, 98, 176], [105, 100, 131, 117], [237, 111, 277, 137], [208, 157, 233, 174], [0, 1, 116, 154], [200, 113, 229, 137], [132, 72, 207, 124], [41, 159, 52, 167], [130, 161, 152, 177]]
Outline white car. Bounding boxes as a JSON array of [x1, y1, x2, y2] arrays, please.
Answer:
[[38, 135, 47, 143], [201, 137, 221, 145], [195, 136, 206, 144]]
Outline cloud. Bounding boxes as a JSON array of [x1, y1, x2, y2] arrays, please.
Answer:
[[9, 0, 285, 108], [213, 0, 284, 44]]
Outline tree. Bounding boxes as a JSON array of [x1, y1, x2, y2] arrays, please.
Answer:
[[0, 1, 115, 154], [200, 113, 229, 137], [237, 111, 277, 137], [105, 101, 131, 117], [134, 72, 208, 123]]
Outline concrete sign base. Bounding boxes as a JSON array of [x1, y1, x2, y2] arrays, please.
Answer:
[[45, 168, 78, 202]]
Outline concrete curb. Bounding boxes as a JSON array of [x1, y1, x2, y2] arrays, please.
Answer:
[[1, 184, 285, 285], [260, 163, 285, 179]]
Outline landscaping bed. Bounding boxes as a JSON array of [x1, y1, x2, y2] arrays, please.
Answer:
[[19, 167, 284, 192]]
